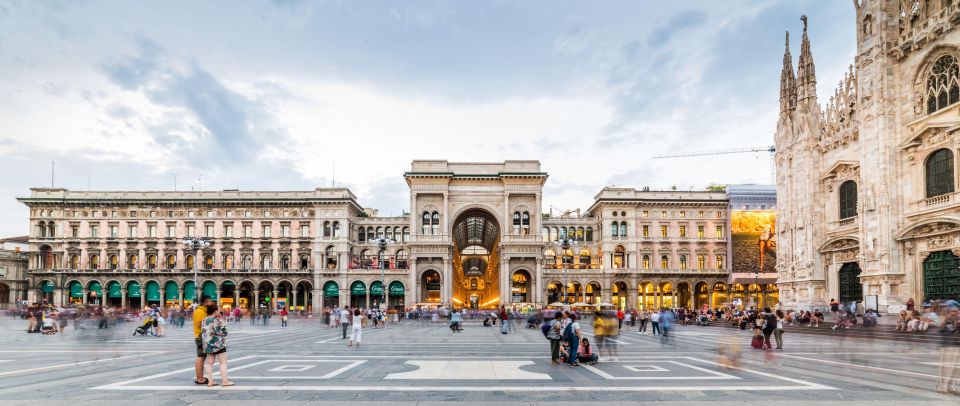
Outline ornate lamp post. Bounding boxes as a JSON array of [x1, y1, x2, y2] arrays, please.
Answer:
[[554, 237, 578, 304], [370, 236, 395, 309], [181, 237, 210, 306]]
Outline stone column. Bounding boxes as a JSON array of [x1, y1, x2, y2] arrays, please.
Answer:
[[121, 289, 127, 308], [627, 288, 637, 310], [272, 290, 278, 314], [82, 289, 88, 305], [534, 258, 543, 305], [501, 258, 510, 307], [443, 258, 452, 307], [709, 290, 715, 309], [311, 288, 321, 314], [254, 291, 259, 311]]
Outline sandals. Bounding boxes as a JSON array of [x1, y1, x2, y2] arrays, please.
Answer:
[[194, 378, 209, 385], [222, 382, 235, 387]]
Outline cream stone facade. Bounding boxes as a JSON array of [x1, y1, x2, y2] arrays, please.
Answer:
[[19, 160, 741, 312], [775, 3, 960, 313]]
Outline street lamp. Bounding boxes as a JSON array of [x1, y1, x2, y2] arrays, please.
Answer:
[[554, 237, 578, 305], [370, 236, 395, 309], [181, 237, 211, 307]]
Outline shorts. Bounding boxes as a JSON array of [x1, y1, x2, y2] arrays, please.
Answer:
[[152, 320, 158, 328], [195, 338, 205, 358]]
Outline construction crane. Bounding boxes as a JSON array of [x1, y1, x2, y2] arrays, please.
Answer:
[[653, 146, 776, 184]]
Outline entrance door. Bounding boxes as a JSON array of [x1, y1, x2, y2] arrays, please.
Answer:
[[838, 262, 863, 303], [923, 250, 960, 300]]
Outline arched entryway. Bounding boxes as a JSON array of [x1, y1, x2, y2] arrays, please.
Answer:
[[322, 281, 339, 308], [388, 281, 405, 310], [370, 281, 385, 308], [126, 281, 142, 308], [612, 281, 628, 311], [106, 281, 122, 307], [164, 281, 180, 308], [568, 281, 583, 304], [87, 281, 103, 306], [349, 281, 367, 309], [694, 282, 709, 309], [730, 283, 745, 309], [38, 280, 55, 305], [294, 281, 313, 313], [838, 262, 863, 304], [421, 270, 441, 305], [511, 270, 531, 303], [638, 282, 655, 310], [255, 281, 273, 312], [276, 281, 293, 310], [182, 281, 196, 306], [676, 282, 692, 309], [220, 281, 236, 310], [586, 281, 602, 305], [546, 281, 562, 305], [451, 209, 501, 308], [66, 281, 83, 305], [713, 282, 728, 308], [144, 281, 161, 307], [238, 281, 254, 311], [923, 250, 960, 300], [0, 283, 10, 305], [658, 282, 674, 309]]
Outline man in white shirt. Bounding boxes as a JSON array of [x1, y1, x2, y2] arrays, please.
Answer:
[[651, 311, 662, 336], [340, 307, 351, 339]]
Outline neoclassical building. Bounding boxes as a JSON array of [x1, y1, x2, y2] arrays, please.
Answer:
[[19, 160, 752, 312], [775, 3, 960, 313]]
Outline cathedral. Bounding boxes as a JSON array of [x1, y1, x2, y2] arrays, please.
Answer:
[[775, 1, 960, 313]]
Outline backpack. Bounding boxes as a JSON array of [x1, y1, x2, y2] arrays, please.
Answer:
[[541, 321, 552, 339], [563, 321, 575, 340]]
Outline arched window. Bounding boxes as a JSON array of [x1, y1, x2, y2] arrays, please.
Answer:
[[613, 245, 625, 269], [241, 255, 251, 270], [619, 221, 627, 237], [697, 254, 706, 270], [128, 254, 137, 269], [610, 223, 618, 238], [37, 221, 46, 238], [679, 254, 687, 270], [544, 249, 557, 268], [332, 221, 340, 237], [367, 226, 374, 240], [70, 254, 80, 270], [542, 227, 550, 242], [521, 212, 530, 234], [166, 254, 176, 269], [358, 227, 366, 242], [204, 255, 214, 270], [224, 255, 233, 269], [642, 255, 650, 269], [186, 254, 195, 269], [91, 254, 100, 270], [579, 249, 591, 268], [839, 180, 858, 219], [575, 227, 584, 241], [661, 255, 669, 269], [513, 211, 521, 234], [47, 222, 55, 237], [148, 254, 157, 270], [376, 226, 384, 239], [551, 227, 558, 241], [378, 249, 387, 269], [585, 227, 593, 241], [260, 255, 271, 270], [109, 255, 118, 270], [323, 221, 331, 237], [402, 227, 410, 242], [431, 212, 440, 235], [926, 54, 959, 114], [280, 255, 289, 270], [299, 254, 309, 269], [385, 226, 394, 240], [396, 249, 408, 269], [325, 245, 337, 269], [926, 148, 955, 198], [422, 212, 430, 234]]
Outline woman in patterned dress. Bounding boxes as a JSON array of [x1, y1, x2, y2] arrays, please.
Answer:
[[202, 305, 234, 387]]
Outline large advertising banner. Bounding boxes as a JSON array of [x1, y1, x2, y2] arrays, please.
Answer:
[[731, 210, 777, 274]]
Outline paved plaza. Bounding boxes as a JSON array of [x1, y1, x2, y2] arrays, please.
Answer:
[[0, 317, 956, 405]]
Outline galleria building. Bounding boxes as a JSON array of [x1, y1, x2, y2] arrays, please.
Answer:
[[15, 160, 778, 312], [775, 4, 960, 313]]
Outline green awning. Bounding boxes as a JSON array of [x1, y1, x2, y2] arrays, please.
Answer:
[[41, 281, 55, 293], [350, 281, 366, 296], [202, 281, 217, 300], [165, 283, 179, 300], [69, 282, 82, 298], [88, 281, 102, 295], [107, 282, 122, 298], [146, 281, 161, 301], [183, 281, 196, 302], [370, 281, 384, 296], [127, 282, 141, 298], [389, 281, 405, 296], [323, 281, 339, 297]]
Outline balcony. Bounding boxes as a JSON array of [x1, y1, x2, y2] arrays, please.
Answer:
[[908, 192, 960, 217], [502, 234, 543, 243], [408, 234, 450, 243], [828, 216, 858, 233]]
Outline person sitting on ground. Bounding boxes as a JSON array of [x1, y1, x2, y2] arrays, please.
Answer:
[[578, 337, 598, 365], [863, 309, 879, 326], [812, 310, 823, 327], [908, 310, 923, 332], [920, 306, 939, 333], [896, 310, 909, 331]]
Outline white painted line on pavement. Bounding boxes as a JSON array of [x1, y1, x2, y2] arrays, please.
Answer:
[[581, 360, 738, 380], [779, 354, 940, 379], [92, 384, 832, 392], [580, 331, 628, 344], [93, 355, 259, 388], [0, 351, 167, 377]]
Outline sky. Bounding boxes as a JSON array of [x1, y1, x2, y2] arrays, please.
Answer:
[[0, 0, 856, 237]]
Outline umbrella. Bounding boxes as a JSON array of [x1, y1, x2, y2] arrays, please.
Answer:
[[571, 302, 590, 307], [548, 302, 565, 307], [598, 302, 615, 307]]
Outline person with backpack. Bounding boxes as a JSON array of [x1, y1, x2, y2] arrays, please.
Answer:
[[544, 312, 563, 364], [564, 313, 582, 366]]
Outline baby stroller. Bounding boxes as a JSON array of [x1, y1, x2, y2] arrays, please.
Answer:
[[133, 317, 154, 336], [697, 314, 709, 326], [526, 315, 538, 329]]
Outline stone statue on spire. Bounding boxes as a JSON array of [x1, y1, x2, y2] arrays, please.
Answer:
[[801, 15, 808, 32]]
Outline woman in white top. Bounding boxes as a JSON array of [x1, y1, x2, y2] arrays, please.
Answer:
[[349, 309, 363, 347]]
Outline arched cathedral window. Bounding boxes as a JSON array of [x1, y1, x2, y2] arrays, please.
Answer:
[[927, 54, 959, 114], [839, 180, 858, 219], [926, 148, 955, 198]]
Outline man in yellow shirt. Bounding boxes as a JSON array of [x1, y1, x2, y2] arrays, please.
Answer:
[[193, 295, 215, 384]]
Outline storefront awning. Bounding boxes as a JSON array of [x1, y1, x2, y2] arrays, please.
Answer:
[[41, 281, 55, 293], [370, 281, 383, 296], [183, 281, 196, 303], [146, 281, 161, 301], [388, 281, 405, 296], [165, 283, 179, 300], [351, 281, 366, 296], [323, 282, 339, 297], [127, 282, 141, 298], [107, 282, 122, 298], [202, 281, 218, 300], [69, 282, 82, 298]]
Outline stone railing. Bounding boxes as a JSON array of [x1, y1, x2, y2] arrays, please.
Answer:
[[908, 192, 959, 213]]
